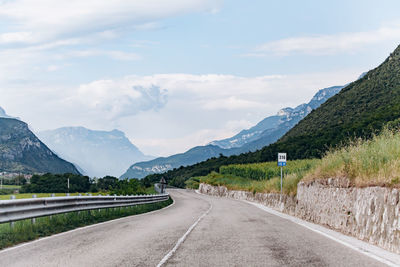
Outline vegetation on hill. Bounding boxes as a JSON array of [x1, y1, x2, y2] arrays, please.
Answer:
[[142, 44, 400, 188]]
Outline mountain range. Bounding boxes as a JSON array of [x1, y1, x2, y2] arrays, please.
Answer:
[[121, 85, 344, 179], [38, 127, 153, 177], [0, 117, 80, 174], [139, 44, 400, 187]]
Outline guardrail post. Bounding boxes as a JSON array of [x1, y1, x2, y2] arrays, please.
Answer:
[[66, 193, 70, 196], [10, 195, 16, 200], [10, 221, 15, 228], [51, 193, 55, 197], [31, 218, 36, 224], [32, 194, 37, 198]]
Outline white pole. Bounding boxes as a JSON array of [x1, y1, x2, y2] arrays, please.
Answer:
[[67, 178, 70, 193], [280, 166, 283, 194]]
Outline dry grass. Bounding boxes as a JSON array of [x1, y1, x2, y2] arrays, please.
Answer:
[[304, 128, 400, 187]]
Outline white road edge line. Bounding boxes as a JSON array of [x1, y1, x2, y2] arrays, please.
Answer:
[[157, 200, 212, 267], [245, 201, 400, 267], [0, 197, 175, 255]]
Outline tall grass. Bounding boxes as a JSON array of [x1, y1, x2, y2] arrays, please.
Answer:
[[220, 160, 319, 181], [305, 128, 400, 186], [200, 158, 318, 196], [0, 198, 172, 250]]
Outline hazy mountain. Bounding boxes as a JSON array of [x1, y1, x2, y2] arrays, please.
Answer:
[[121, 85, 344, 179], [120, 144, 230, 179], [38, 127, 153, 177], [0, 118, 80, 174]]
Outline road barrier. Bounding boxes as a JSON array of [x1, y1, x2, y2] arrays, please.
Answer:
[[0, 193, 169, 224]]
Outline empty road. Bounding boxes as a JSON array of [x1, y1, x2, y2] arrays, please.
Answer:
[[0, 190, 388, 266]]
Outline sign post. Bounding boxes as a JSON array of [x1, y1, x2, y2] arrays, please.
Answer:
[[277, 153, 287, 194], [67, 178, 70, 193]]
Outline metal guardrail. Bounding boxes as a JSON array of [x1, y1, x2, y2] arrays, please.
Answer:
[[0, 193, 169, 224]]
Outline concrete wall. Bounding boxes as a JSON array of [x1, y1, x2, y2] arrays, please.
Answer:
[[199, 180, 400, 254]]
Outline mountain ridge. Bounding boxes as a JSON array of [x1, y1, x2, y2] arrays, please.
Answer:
[[121, 84, 344, 179], [0, 118, 80, 174]]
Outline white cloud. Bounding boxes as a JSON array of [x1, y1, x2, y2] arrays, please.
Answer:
[[251, 25, 400, 56], [203, 96, 265, 111], [0, 31, 34, 44], [75, 81, 168, 119], [0, 0, 221, 45], [66, 49, 141, 61], [0, 70, 361, 156]]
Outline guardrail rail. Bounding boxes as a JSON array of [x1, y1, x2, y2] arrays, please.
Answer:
[[0, 193, 169, 224]]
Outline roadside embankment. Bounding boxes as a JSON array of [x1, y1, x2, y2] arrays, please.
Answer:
[[199, 180, 400, 254]]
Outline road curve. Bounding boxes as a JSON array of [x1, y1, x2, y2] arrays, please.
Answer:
[[0, 190, 386, 267]]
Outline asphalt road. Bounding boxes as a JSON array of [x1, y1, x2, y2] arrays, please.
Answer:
[[0, 190, 386, 267]]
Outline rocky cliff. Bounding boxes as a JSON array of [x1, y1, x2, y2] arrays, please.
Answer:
[[0, 118, 80, 174]]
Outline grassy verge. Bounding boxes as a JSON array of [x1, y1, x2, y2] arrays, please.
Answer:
[[0, 197, 173, 250], [304, 128, 400, 187]]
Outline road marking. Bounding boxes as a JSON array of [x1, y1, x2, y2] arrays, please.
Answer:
[[157, 201, 212, 267], [246, 201, 400, 267], [0, 197, 175, 254]]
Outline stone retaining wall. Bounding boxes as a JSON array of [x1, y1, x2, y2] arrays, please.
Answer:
[[199, 180, 400, 254]]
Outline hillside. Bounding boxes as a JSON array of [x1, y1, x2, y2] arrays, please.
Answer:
[[38, 127, 152, 177], [141, 44, 400, 187], [123, 85, 343, 179], [0, 118, 80, 174]]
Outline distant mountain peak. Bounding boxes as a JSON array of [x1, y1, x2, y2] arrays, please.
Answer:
[[38, 127, 153, 177], [0, 106, 18, 120]]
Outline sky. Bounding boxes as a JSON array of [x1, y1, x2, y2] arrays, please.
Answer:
[[1, 0, 400, 157]]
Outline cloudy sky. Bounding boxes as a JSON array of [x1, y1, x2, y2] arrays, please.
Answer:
[[1, 0, 400, 156]]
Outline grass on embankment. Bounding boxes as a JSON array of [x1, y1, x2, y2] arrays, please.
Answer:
[[190, 159, 319, 196], [0, 197, 173, 250], [194, 128, 400, 195], [304, 128, 400, 187]]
